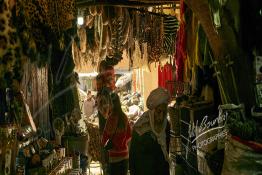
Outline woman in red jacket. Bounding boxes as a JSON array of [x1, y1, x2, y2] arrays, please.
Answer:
[[102, 93, 131, 175]]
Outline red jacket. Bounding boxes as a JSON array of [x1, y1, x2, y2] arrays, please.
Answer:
[[102, 114, 131, 158]]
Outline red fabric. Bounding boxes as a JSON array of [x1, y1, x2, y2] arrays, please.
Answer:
[[232, 136, 262, 153], [102, 114, 131, 158], [174, 0, 186, 82], [158, 65, 165, 88], [164, 63, 174, 96], [158, 63, 174, 96]]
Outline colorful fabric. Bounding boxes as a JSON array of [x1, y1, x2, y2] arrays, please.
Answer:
[[158, 65, 166, 88], [158, 63, 174, 96], [175, 0, 187, 82]]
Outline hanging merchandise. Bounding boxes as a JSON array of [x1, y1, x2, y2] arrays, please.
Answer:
[[175, 0, 187, 82], [183, 58, 191, 83], [193, 23, 202, 68], [132, 40, 142, 68], [136, 69, 141, 93], [158, 63, 165, 88], [78, 27, 87, 53], [147, 15, 163, 64], [185, 10, 198, 70], [158, 62, 174, 96], [0, 0, 24, 91], [141, 42, 150, 71], [165, 63, 174, 96], [16, 0, 51, 66], [200, 29, 213, 67], [132, 70, 137, 92], [163, 16, 179, 55], [208, 0, 228, 29]]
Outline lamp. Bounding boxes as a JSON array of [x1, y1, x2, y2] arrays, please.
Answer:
[[77, 8, 85, 26], [77, 16, 84, 25]]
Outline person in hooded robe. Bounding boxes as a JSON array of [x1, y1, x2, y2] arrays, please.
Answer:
[[83, 90, 96, 121], [129, 87, 171, 175]]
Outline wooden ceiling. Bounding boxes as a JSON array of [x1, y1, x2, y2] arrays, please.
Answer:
[[77, 0, 180, 8]]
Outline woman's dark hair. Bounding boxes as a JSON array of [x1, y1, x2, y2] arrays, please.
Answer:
[[110, 93, 127, 129]]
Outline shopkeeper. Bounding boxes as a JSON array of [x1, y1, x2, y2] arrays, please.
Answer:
[[129, 87, 171, 175]]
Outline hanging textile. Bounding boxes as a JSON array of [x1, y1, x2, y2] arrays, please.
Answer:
[[163, 16, 180, 55], [175, 0, 187, 82], [158, 63, 174, 96], [158, 64, 165, 88]]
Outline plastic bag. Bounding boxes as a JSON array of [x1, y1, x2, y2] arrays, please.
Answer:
[[221, 136, 262, 175]]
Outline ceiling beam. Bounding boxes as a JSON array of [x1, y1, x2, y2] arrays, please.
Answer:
[[76, 0, 179, 8]]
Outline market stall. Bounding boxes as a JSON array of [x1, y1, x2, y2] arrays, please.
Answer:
[[1, 0, 262, 174]]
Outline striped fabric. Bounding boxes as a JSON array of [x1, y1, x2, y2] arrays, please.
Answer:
[[163, 16, 179, 55]]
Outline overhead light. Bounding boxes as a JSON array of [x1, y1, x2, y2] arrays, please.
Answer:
[[77, 17, 84, 25], [148, 7, 153, 12]]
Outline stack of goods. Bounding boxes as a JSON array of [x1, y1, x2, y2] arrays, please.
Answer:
[[119, 92, 144, 123], [17, 137, 69, 175], [86, 122, 101, 162]]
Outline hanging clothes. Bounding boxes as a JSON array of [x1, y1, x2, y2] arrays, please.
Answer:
[[158, 63, 174, 96], [158, 64, 165, 88], [175, 0, 187, 82]]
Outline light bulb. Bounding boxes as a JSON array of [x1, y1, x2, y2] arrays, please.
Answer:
[[77, 17, 84, 25]]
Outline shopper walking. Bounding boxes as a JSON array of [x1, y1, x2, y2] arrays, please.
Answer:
[[102, 93, 131, 175]]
